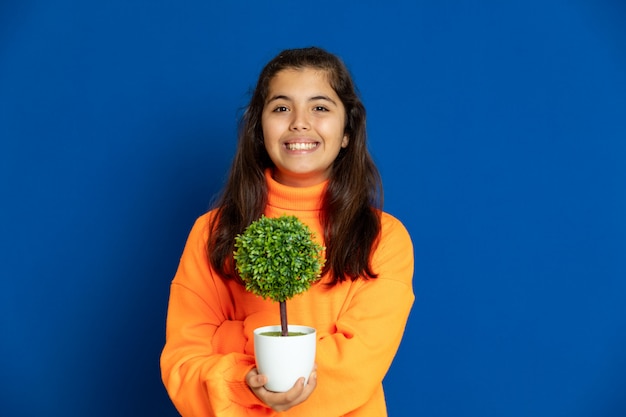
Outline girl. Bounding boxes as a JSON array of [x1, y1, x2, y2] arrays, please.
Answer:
[[161, 47, 414, 416]]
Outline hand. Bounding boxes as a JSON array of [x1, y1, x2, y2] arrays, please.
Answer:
[[246, 366, 317, 412]]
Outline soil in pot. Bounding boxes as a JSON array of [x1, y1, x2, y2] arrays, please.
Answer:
[[260, 331, 307, 337]]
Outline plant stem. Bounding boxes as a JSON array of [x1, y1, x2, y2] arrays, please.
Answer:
[[279, 301, 288, 336]]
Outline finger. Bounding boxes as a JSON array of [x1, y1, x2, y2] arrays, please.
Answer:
[[246, 369, 267, 389], [252, 374, 268, 388], [300, 371, 317, 398], [282, 377, 306, 402]]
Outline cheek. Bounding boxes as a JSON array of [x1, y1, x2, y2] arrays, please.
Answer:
[[261, 117, 282, 141], [261, 128, 273, 149], [262, 125, 282, 155]]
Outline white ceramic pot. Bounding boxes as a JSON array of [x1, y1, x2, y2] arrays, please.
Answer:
[[253, 325, 317, 392]]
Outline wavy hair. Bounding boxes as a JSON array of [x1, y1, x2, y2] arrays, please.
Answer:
[[208, 47, 382, 285]]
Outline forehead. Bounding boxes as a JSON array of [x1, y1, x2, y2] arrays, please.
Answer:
[[267, 68, 334, 94]]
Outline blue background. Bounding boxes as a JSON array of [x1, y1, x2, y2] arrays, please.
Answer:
[[1, 1, 625, 416]]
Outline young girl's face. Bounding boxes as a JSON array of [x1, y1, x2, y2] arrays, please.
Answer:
[[262, 67, 349, 187]]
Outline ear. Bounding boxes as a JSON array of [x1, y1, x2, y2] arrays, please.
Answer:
[[341, 134, 349, 148]]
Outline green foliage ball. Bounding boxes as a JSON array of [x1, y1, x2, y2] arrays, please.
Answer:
[[234, 215, 325, 303]]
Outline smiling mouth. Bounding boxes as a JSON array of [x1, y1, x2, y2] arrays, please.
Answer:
[[285, 142, 319, 151]]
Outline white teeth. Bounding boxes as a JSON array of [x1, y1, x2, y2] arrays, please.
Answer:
[[287, 142, 317, 150]]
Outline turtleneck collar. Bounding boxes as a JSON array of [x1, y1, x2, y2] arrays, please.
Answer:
[[265, 169, 327, 213]]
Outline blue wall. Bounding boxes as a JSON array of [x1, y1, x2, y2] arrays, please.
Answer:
[[1, 1, 625, 416]]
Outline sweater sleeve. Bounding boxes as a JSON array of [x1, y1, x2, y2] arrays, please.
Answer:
[[160, 215, 271, 417], [295, 214, 415, 416]]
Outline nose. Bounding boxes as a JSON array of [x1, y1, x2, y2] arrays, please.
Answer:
[[289, 108, 310, 131]]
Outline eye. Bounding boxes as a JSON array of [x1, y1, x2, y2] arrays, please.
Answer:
[[272, 106, 289, 113], [313, 106, 329, 112]]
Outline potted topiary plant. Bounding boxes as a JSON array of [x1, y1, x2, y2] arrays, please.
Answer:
[[234, 214, 325, 392]]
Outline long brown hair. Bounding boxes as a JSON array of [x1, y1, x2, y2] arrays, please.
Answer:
[[208, 47, 382, 285]]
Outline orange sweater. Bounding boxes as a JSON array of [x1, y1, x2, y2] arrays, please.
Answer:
[[161, 171, 414, 416]]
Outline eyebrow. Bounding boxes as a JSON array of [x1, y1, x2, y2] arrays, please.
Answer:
[[266, 94, 338, 106]]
